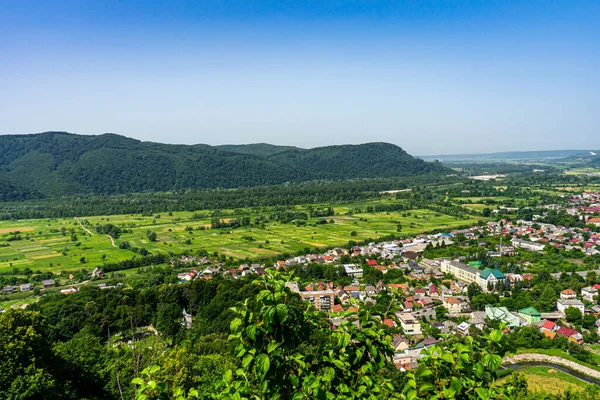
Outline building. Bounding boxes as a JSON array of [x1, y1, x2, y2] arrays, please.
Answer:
[[511, 238, 546, 252], [41, 279, 55, 289], [557, 299, 585, 315], [560, 289, 577, 299], [19, 283, 32, 292], [301, 290, 335, 312], [479, 269, 506, 291], [397, 312, 422, 336], [344, 264, 363, 278], [518, 306, 541, 325], [581, 286, 598, 301], [442, 297, 465, 314], [440, 260, 480, 284], [485, 305, 521, 328]]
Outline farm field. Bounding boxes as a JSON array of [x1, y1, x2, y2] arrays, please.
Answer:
[[0, 201, 481, 273]]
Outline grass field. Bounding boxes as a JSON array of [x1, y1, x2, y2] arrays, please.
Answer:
[[461, 203, 493, 212], [0, 201, 480, 273], [508, 365, 591, 393]]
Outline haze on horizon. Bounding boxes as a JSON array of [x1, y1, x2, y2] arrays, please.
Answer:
[[1, 1, 599, 155]]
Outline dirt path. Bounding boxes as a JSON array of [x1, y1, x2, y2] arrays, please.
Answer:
[[75, 218, 94, 236], [108, 235, 117, 248]]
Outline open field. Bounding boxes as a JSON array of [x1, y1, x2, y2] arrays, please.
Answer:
[[507, 365, 590, 394], [461, 203, 493, 212], [564, 168, 600, 176], [0, 201, 481, 273]]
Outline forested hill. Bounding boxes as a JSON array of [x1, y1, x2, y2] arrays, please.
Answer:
[[0, 132, 448, 198], [215, 143, 299, 157]]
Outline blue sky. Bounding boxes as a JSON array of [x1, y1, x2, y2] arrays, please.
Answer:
[[1, 1, 598, 154]]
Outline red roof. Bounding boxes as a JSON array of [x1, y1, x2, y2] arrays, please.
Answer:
[[330, 304, 344, 313], [383, 318, 396, 327], [593, 284, 600, 290], [541, 320, 556, 331], [556, 326, 575, 338], [366, 259, 377, 266], [415, 288, 426, 294]]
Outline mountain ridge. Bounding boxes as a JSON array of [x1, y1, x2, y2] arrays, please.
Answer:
[[0, 132, 448, 198]]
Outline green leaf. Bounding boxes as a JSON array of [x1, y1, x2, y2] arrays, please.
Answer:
[[255, 353, 271, 381], [131, 377, 145, 385], [489, 329, 502, 343], [242, 354, 254, 369], [339, 332, 351, 348], [275, 303, 288, 323], [267, 340, 280, 353], [246, 324, 257, 341], [230, 318, 242, 333], [224, 369, 233, 382]]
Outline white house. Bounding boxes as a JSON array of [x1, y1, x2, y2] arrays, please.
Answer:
[[557, 299, 585, 315]]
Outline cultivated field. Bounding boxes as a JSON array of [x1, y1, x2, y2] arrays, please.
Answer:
[[0, 201, 480, 273]]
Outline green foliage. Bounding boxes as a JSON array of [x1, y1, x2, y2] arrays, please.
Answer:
[[216, 270, 398, 399], [0, 132, 448, 198], [0, 309, 61, 399]]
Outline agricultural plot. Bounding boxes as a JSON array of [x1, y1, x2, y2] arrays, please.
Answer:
[[0, 202, 480, 273]]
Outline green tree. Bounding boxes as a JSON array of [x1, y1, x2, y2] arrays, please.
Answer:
[[564, 306, 582, 323], [0, 309, 61, 399], [536, 285, 558, 312]]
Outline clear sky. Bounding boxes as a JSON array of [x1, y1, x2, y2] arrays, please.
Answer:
[[1, 1, 598, 155]]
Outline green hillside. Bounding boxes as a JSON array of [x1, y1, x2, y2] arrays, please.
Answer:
[[0, 132, 448, 197], [215, 143, 299, 157]]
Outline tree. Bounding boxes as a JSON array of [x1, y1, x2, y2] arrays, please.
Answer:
[[583, 313, 597, 330], [564, 306, 583, 323], [435, 305, 448, 320], [467, 283, 482, 300], [482, 207, 492, 217], [536, 285, 558, 312], [147, 231, 158, 242], [0, 309, 61, 399]]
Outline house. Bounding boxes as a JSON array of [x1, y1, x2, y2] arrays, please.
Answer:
[[91, 267, 103, 278], [382, 318, 396, 328], [557, 299, 585, 314], [511, 238, 546, 252], [440, 260, 480, 284], [443, 297, 465, 314], [518, 306, 541, 325], [301, 290, 335, 312], [19, 283, 32, 292], [397, 313, 422, 335], [479, 269, 506, 291], [344, 264, 363, 278], [456, 321, 471, 335], [3, 286, 15, 294], [60, 287, 78, 295], [539, 319, 557, 333], [485, 305, 521, 328], [560, 289, 577, 299], [41, 279, 55, 289], [581, 286, 598, 301], [330, 304, 344, 314], [392, 335, 410, 352]]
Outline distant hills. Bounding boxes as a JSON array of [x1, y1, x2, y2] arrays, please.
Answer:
[[0, 132, 447, 198], [420, 149, 598, 163]]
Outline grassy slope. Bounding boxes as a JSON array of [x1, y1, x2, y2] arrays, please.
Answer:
[[505, 365, 590, 394]]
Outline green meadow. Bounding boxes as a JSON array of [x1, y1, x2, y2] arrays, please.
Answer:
[[0, 201, 480, 273]]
